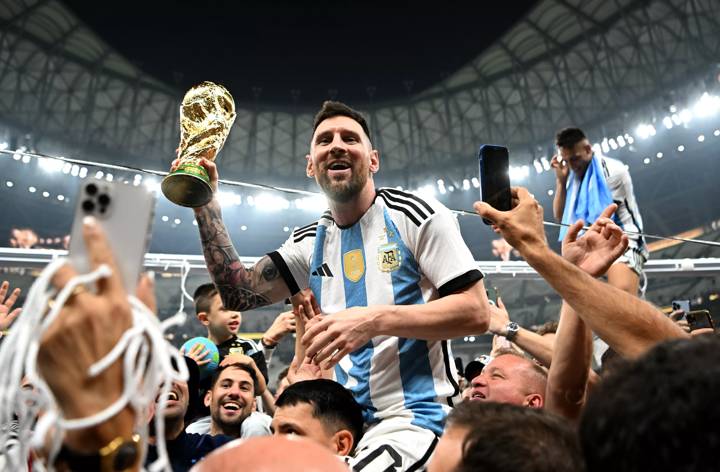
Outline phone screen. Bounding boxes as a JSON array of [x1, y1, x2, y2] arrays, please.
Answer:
[[478, 144, 511, 225], [686, 310, 714, 331]]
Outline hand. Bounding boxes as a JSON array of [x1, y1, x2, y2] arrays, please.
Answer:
[[0, 280, 22, 331], [561, 204, 628, 277], [286, 355, 323, 385], [171, 157, 219, 194], [37, 217, 136, 451], [181, 342, 212, 366], [291, 288, 321, 321], [262, 311, 296, 347], [551, 154, 569, 183], [474, 187, 547, 253], [220, 353, 267, 395], [302, 307, 376, 370], [488, 297, 511, 336]]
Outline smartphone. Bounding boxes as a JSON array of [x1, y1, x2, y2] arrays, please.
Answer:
[[486, 286, 500, 306], [671, 300, 691, 313], [478, 144, 511, 225], [68, 179, 156, 294], [686, 310, 714, 331]]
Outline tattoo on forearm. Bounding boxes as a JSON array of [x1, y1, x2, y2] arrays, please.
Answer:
[[195, 203, 280, 311]]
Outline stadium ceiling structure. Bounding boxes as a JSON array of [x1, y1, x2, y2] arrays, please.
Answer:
[[0, 0, 719, 189]]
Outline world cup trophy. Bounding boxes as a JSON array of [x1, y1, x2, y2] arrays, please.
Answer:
[[161, 81, 236, 207]]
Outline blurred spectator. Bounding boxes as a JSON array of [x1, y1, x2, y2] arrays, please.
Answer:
[[466, 350, 546, 408], [491, 238, 519, 261], [0, 281, 22, 336], [9, 228, 38, 249], [274, 366, 291, 402], [428, 401, 584, 472]]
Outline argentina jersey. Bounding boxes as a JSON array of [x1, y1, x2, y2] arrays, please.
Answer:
[[268, 188, 483, 435]]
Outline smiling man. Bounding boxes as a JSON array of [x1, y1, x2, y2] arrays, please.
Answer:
[[185, 100, 491, 470], [204, 363, 259, 438], [466, 351, 547, 409]]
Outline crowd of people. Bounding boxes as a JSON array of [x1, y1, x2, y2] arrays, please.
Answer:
[[0, 101, 717, 472]]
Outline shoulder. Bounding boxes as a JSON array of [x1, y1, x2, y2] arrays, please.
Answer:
[[375, 187, 446, 227], [290, 211, 334, 243], [600, 155, 629, 176]]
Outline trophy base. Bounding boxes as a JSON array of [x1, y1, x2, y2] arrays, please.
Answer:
[[161, 168, 213, 208]]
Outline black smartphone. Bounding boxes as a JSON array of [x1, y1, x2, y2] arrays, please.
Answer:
[[478, 144, 511, 225], [686, 310, 714, 331]]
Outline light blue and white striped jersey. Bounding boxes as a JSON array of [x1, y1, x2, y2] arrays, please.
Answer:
[[268, 188, 483, 435]]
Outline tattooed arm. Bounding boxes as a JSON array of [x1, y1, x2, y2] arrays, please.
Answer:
[[188, 159, 291, 311]]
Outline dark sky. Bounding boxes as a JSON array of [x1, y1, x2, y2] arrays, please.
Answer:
[[64, 0, 538, 107]]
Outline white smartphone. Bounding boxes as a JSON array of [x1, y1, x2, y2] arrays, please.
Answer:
[[68, 178, 156, 294]]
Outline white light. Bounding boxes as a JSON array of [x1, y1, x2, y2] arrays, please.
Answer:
[[643, 157, 650, 164], [28, 186, 36, 193], [173, 218, 181, 225], [144, 178, 161, 194], [436, 179, 444, 186], [246, 195, 255, 206], [635, 124, 656, 139], [617, 135, 626, 147], [70, 165, 79, 177], [656, 152, 663, 159], [79, 167, 88, 178], [0, 142, 7, 150], [415, 185, 436, 200], [134, 174, 143, 181], [540, 157, 551, 171], [698, 134, 705, 142], [5, 181, 13, 188], [693, 92, 720, 118], [677, 145, 685, 152], [547, 189, 554, 196], [38, 157, 65, 173], [254, 193, 290, 212], [669, 104, 677, 113], [592, 143, 602, 155], [625, 134, 635, 144], [679, 109, 692, 124], [463, 337, 468, 342], [12, 152, 21, 161], [192, 220, 198, 226], [714, 129, 720, 137], [396, 186, 403, 191], [448, 185, 455, 192], [217, 190, 242, 207], [21, 154, 31, 164], [609, 138, 618, 150], [662, 116, 673, 129], [241, 225, 247, 231], [469, 336, 476, 342], [471, 177, 480, 188], [508, 165, 529, 182], [295, 194, 327, 212], [671, 113, 682, 125], [106, 173, 113, 182], [283, 226, 290, 232], [601, 139, 610, 154], [161, 216, 169, 222], [57, 195, 64, 201], [42, 191, 50, 197], [462, 179, 470, 190], [533, 160, 543, 174], [438, 186, 446, 195]]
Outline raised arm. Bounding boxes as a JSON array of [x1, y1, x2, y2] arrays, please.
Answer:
[[551, 155, 569, 221], [184, 158, 291, 311], [488, 297, 554, 368]]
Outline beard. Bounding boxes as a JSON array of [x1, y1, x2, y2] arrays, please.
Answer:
[[316, 168, 368, 203]]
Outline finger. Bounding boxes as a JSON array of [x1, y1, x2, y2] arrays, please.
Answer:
[[322, 346, 351, 370], [312, 336, 345, 365], [496, 296, 506, 310], [305, 330, 337, 363], [5, 308, 21, 325], [0, 281, 7, 301], [302, 319, 330, 350], [136, 273, 157, 314], [599, 203, 618, 220], [51, 264, 78, 292], [81, 216, 123, 295], [473, 201, 501, 225], [302, 300, 316, 320], [3, 288, 20, 308], [197, 358, 212, 366], [311, 295, 321, 317], [564, 220, 585, 244]]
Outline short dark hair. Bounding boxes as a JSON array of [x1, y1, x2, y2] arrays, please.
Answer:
[[448, 401, 584, 472], [535, 320, 559, 336], [277, 366, 290, 386], [555, 127, 587, 149], [276, 379, 364, 450], [193, 283, 218, 315], [209, 362, 258, 395], [580, 336, 720, 472], [313, 101, 371, 141]]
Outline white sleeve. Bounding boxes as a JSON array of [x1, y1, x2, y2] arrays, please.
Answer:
[[267, 230, 313, 296], [415, 206, 483, 296]]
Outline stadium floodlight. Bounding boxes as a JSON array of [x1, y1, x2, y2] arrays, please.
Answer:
[[295, 194, 327, 212], [656, 152, 663, 158], [693, 92, 720, 118], [173, 218, 181, 225], [0, 142, 7, 150], [540, 157, 551, 171], [79, 167, 88, 179], [471, 177, 480, 188], [547, 189, 554, 196], [601, 139, 610, 154], [217, 190, 242, 207], [254, 193, 290, 212], [617, 135, 626, 147], [698, 135, 705, 142], [21, 154, 31, 164], [462, 179, 470, 190], [38, 157, 65, 173], [662, 116, 673, 129], [609, 138, 618, 150], [509, 165, 529, 182], [533, 160, 543, 174], [161, 216, 169, 222], [5, 181, 13, 188], [643, 157, 650, 164], [635, 124, 656, 140], [448, 185, 455, 192], [624, 133, 634, 144], [671, 114, 682, 126], [677, 145, 685, 152], [240, 225, 247, 231], [714, 129, 720, 137], [415, 185, 436, 200], [70, 165, 79, 177], [679, 109, 692, 124], [593, 143, 602, 155]]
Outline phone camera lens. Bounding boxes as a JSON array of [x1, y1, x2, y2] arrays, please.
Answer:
[[82, 200, 95, 213], [86, 184, 98, 196], [98, 194, 111, 206]]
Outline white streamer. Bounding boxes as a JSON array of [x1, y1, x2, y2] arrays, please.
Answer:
[[0, 258, 187, 472]]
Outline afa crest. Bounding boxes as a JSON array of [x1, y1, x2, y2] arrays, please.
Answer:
[[378, 243, 401, 272], [343, 249, 365, 282]]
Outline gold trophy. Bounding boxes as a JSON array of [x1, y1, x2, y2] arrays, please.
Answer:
[[161, 81, 236, 207]]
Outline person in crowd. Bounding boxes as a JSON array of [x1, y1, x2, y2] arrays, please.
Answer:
[[428, 401, 585, 472], [145, 357, 233, 472], [580, 335, 720, 472], [274, 366, 291, 402], [487, 296, 554, 367], [0, 280, 22, 338], [180, 100, 492, 470], [272, 379, 364, 458], [465, 350, 547, 408], [534, 320, 558, 341], [551, 127, 648, 296]]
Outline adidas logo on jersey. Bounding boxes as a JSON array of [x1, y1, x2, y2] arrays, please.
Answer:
[[311, 263, 333, 277]]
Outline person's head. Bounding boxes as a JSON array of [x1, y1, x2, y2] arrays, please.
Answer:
[[306, 101, 379, 204], [428, 401, 584, 472], [272, 379, 363, 456], [534, 320, 559, 344], [155, 356, 200, 427], [580, 336, 720, 472], [555, 127, 593, 174], [192, 436, 349, 472], [194, 283, 241, 343], [204, 363, 257, 437], [468, 351, 547, 408], [274, 367, 291, 402]]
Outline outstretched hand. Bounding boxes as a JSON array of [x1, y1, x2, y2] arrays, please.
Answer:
[[561, 204, 628, 277], [0, 281, 22, 331]]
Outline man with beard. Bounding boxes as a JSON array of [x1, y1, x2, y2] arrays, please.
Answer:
[[204, 362, 263, 438], [179, 101, 491, 470]]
